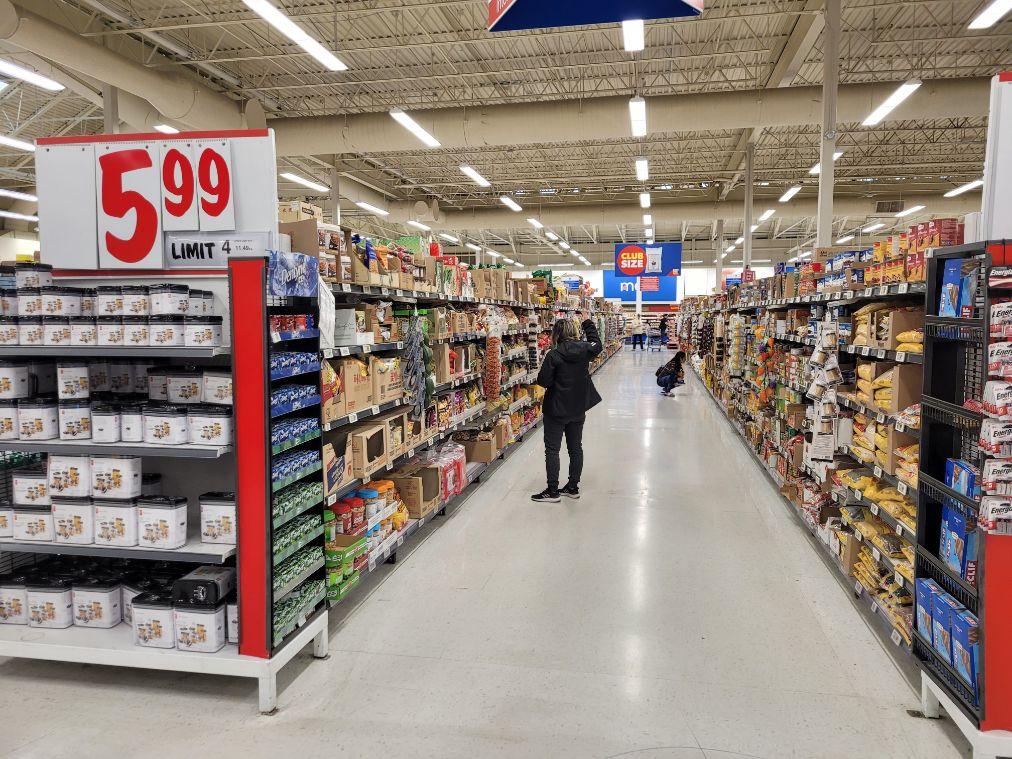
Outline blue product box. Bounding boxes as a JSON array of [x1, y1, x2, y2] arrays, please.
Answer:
[[946, 459, 982, 499], [858, 248, 875, 263], [939, 506, 952, 559], [939, 260, 963, 317], [932, 592, 966, 665], [951, 609, 980, 697], [915, 578, 943, 643], [942, 507, 979, 585]]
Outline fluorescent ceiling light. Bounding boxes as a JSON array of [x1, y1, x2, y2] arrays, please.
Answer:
[[725, 245, 735, 253], [629, 96, 647, 137], [750, 225, 759, 233], [545, 231, 559, 241], [969, 0, 1012, 29], [500, 196, 522, 212], [390, 108, 440, 147], [514, 262, 524, 268], [622, 19, 645, 52], [459, 165, 491, 187], [635, 158, 649, 182], [798, 252, 813, 259], [734, 236, 745, 245], [809, 151, 844, 175], [241, 0, 347, 70], [645, 228, 654, 237], [526, 218, 544, 229], [836, 235, 855, 244], [862, 80, 922, 126], [280, 172, 329, 193], [438, 233, 460, 244], [758, 208, 775, 222], [465, 243, 482, 252], [407, 220, 431, 232], [639, 192, 651, 209], [153, 124, 179, 134], [0, 188, 36, 202], [895, 204, 926, 218], [657, 183, 674, 191], [751, 259, 773, 264], [0, 59, 64, 91], [539, 188, 557, 195], [863, 222, 886, 233], [571, 251, 580, 257], [501, 256, 515, 264], [643, 214, 652, 225], [0, 135, 34, 152], [486, 251, 501, 258], [559, 241, 571, 250], [779, 185, 802, 203], [0, 209, 38, 222], [944, 179, 984, 197], [355, 201, 389, 217]]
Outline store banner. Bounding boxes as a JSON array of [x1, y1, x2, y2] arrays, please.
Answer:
[[603, 270, 677, 302], [489, 0, 703, 31], [36, 128, 279, 270], [614, 242, 682, 277]]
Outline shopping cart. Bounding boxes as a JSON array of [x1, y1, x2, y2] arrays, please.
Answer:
[[647, 328, 665, 351]]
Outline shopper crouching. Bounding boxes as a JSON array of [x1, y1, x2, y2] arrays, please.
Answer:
[[532, 313, 603, 503]]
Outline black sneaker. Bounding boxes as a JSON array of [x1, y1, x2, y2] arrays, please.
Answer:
[[531, 488, 561, 503], [560, 483, 580, 499]]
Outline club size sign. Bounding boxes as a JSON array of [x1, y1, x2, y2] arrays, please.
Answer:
[[37, 129, 278, 270]]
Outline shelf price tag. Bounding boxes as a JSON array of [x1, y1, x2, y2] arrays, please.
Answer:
[[876, 412, 886, 423], [898, 283, 909, 294], [854, 531, 863, 542], [896, 523, 905, 536], [891, 629, 903, 646], [895, 573, 904, 589], [897, 481, 908, 495], [895, 352, 907, 362], [872, 547, 882, 562], [348, 412, 358, 423], [871, 601, 879, 614], [870, 503, 879, 515], [853, 488, 863, 501], [855, 579, 864, 594], [876, 349, 886, 358], [861, 347, 871, 355], [873, 466, 883, 478], [878, 286, 889, 296]]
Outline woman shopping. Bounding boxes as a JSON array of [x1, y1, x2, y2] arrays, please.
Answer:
[[531, 313, 603, 503], [630, 314, 647, 350]]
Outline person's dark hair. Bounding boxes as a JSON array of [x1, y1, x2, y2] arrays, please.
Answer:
[[551, 319, 579, 346], [674, 350, 686, 368]]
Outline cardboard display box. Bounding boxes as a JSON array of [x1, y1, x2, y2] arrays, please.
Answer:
[[322, 434, 354, 498], [321, 360, 345, 424], [278, 201, 322, 223], [493, 419, 511, 450], [347, 422, 388, 478], [389, 462, 441, 518], [334, 307, 375, 346], [369, 355, 404, 404], [333, 357, 373, 414], [872, 362, 921, 415], [875, 425, 919, 476], [434, 343, 452, 384], [872, 308, 923, 351], [375, 408, 409, 458], [461, 437, 498, 464]]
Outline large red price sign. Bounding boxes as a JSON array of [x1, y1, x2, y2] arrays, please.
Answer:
[[37, 129, 277, 270], [94, 139, 236, 268]]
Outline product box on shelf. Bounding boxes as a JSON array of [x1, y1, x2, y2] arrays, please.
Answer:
[[434, 343, 452, 385], [369, 356, 403, 404], [931, 591, 966, 665], [333, 307, 374, 346], [876, 426, 919, 476], [872, 308, 923, 350], [951, 609, 980, 695], [347, 423, 388, 478], [376, 408, 409, 458], [333, 357, 373, 413], [321, 360, 345, 424], [915, 577, 943, 642], [461, 437, 498, 464], [321, 434, 354, 498], [388, 462, 441, 518], [278, 201, 322, 224], [493, 419, 511, 450]]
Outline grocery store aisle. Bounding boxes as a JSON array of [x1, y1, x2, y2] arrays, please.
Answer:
[[2, 350, 968, 759]]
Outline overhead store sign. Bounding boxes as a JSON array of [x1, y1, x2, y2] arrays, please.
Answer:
[[603, 271, 677, 302], [614, 242, 682, 277], [489, 0, 703, 31], [36, 129, 279, 270]]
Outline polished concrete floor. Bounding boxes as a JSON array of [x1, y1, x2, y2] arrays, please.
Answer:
[[1, 350, 969, 758]]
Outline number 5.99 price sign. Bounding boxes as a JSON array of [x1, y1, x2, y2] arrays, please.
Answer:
[[37, 130, 273, 270]]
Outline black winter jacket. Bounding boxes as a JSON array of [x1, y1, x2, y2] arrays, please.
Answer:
[[536, 319, 604, 421]]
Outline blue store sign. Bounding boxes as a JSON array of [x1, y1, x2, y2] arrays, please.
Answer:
[[489, 0, 704, 31], [603, 271, 678, 302]]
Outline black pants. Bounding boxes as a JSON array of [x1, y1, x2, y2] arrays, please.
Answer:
[[632, 334, 645, 349], [544, 416, 585, 491]]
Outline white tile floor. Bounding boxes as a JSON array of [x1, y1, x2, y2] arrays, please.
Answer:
[[0, 350, 970, 758]]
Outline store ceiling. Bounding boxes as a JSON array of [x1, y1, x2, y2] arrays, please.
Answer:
[[0, 0, 1008, 267]]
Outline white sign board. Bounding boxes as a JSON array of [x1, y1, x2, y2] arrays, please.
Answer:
[[165, 231, 269, 268], [36, 129, 279, 270], [982, 73, 1012, 240]]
